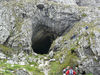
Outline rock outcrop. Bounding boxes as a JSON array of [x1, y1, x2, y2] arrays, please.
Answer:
[[50, 5, 100, 74], [0, 0, 80, 54], [0, 0, 100, 75]]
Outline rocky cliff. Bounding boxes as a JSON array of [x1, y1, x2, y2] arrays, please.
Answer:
[[0, 0, 100, 75]]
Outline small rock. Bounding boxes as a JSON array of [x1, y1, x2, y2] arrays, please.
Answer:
[[49, 51, 54, 58], [44, 61, 49, 66], [0, 53, 6, 59], [19, 62, 25, 65], [30, 65, 34, 67], [11, 64, 14, 67], [14, 69, 29, 75], [6, 60, 14, 64], [49, 59, 56, 62]]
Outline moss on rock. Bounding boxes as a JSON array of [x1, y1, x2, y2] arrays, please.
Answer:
[[0, 44, 14, 56]]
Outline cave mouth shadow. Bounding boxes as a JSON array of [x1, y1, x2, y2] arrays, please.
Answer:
[[32, 35, 54, 54], [31, 25, 57, 54], [31, 23, 58, 54]]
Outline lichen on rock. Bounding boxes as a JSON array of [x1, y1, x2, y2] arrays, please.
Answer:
[[0, 0, 100, 75]]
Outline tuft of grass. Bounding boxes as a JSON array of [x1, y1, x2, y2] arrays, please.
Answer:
[[81, 13, 87, 17]]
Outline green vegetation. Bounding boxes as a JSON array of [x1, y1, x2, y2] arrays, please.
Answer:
[[86, 73, 93, 75], [0, 44, 14, 56], [62, 50, 78, 67], [0, 1, 99, 75], [98, 7, 100, 10], [49, 50, 78, 75], [71, 47, 76, 51], [1, 70, 13, 75], [81, 13, 87, 17], [49, 14, 99, 74], [0, 59, 44, 75]]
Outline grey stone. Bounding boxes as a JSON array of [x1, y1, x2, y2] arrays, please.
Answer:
[[0, 0, 100, 75], [48, 0, 77, 5], [19, 62, 25, 65], [49, 59, 56, 62], [0, 52, 6, 59], [15, 69, 29, 75], [49, 51, 54, 58], [0, 26, 10, 44]]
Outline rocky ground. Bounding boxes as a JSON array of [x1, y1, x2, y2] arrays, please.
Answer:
[[0, 0, 100, 75]]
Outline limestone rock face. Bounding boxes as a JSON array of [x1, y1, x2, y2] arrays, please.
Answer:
[[0, 26, 10, 44], [0, 0, 100, 75], [48, 0, 77, 5], [49, 2, 100, 74], [76, 0, 100, 6], [0, 0, 80, 54]]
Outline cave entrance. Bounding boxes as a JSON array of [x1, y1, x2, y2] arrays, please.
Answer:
[[32, 35, 53, 54], [31, 27, 56, 54]]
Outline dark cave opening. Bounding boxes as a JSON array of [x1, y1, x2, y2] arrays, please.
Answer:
[[31, 25, 56, 54], [31, 24, 58, 54], [32, 35, 53, 54]]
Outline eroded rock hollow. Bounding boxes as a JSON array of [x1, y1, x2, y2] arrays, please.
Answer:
[[31, 25, 56, 54]]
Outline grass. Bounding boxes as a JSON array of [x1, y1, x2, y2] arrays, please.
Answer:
[[0, 59, 44, 75], [2, 70, 13, 75], [86, 73, 93, 75], [49, 50, 78, 75]]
